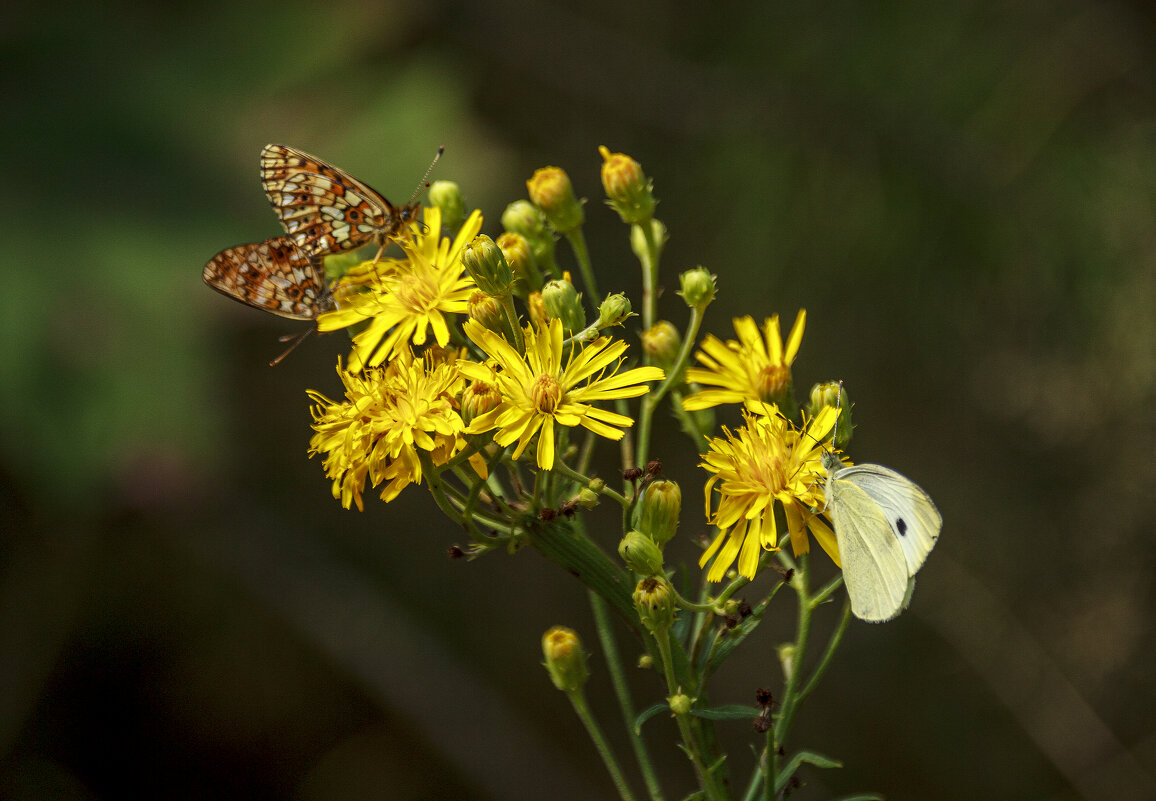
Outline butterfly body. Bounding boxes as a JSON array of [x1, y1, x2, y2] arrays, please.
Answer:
[[823, 457, 941, 622], [203, 235, 332, 321], [260, 144, 419, 257]]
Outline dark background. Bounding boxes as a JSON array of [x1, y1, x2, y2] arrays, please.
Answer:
[[2, 1, 1154, 799]]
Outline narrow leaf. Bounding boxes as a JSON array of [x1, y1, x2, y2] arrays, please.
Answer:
[[633, 702, 669, 733], [776, 750, 843, 792], [689, 704, 762, 721]]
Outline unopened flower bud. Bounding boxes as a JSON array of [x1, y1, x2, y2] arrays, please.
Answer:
[[678, 267, 717, 310], [641, 321, 681, 370], [496, 231, 540, 292], [542, 626, 589, 693], [467, 291, 504, 333], [542, 279, 585, 333], [527, 166, 584, 234], [630, 219, 668, 264], [503, 200, 556, 270], [599, 146, 656, 225], [808, 381, 852, 449], [638, 480, 681, 546], [667, 693, 693, 716], [461, 380, 501, 425], [619, 530, 664, 576], [462, 235, 515, 298], [578, 487, 600, 509], [633, 576, 677, 636], [777, 643, 797, 683], [427, 180, 465, 231], [597, 293, 632, 329], [637, 654, 654, 670], [527, 291, 548, 328]]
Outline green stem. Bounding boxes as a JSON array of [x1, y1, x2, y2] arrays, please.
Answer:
[[653, 629, 728, 801], [768, 556, 813, 799], [567, 687, 639, 801], [498, 294, 525, 354], [551, 459, 629, 508], [590, 593, 666, 801], [635, 220, 661, 332], [797, 600, 852, 705], [528, 522, 637, 624], [565, 228, 599, 309], [637, 305, 706, 466]]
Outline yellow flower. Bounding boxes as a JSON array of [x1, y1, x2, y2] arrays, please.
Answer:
[[683, 310, 806, 410], [699, 404, 837, 581], [307, 350, 467, 510], [317, 206, 484, 370], [458, 318, 665, 470]]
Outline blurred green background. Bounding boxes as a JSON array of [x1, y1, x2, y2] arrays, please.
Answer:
[[2, 1, 1154, 799]]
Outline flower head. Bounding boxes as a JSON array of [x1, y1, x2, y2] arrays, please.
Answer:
[[307, 350, 468, 510], [698, 404, 837, 581], [458, 318, 665, 470], [317, 206, 484, 370], [527, 166, 584, 234], [683, 311, 806, 411]]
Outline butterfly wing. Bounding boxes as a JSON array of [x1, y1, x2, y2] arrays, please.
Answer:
[[203, 236, 331, 321], [260, 144, 401, 256], [838, 464, 941, 576], [827, 475, 912, 622]]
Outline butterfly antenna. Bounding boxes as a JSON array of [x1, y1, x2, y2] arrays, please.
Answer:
[[407, 145, 444, 205], [269, 327, 316, 367], [830, 380, 845, 449]]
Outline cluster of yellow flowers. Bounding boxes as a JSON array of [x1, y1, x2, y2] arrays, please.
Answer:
[[301, 146, 846, 584]]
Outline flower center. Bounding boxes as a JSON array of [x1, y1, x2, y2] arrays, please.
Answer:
[[755, 363, 790, 402], [395, 272, 436, 312], [531, 374, 562, 414]]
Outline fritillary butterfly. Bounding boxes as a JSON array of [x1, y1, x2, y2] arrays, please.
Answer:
[[260, 144, 437, 260], [202, 235, 332, 321]]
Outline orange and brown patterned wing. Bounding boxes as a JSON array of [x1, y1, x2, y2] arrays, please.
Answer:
[[203, 236, 331, 321], [260, 144, 418, 257]]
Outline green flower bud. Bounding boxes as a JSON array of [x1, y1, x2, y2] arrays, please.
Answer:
[[597, 293, 632, 329], [618, 530, 664, 576], [678, 267, 717, 310], [630, 218, 667, 264], [777, 643, 797, 683], [667, 693, 693, 716], [461, 380, 501, 426], [527, 166, 584, 234], [502, 200, 556, 271], [542, 279, 585, 333], [641, 321, 681, 370], [462, 235, 515, 298], [542, 626, 589, 693], [633, 576, 677, 636], [638, 480, 681, 546], [637, 654, 654, 670], [426, 180, 465, 231], [496, 231, 540, 293], [467, 290, 504, 333], [808, 381, 852, 449], [598, 145, 656, 225], [578, 487, 600, 509]]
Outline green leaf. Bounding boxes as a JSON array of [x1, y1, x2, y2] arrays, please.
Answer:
[[689, 704, 762, 721], [776, 750, 843, 792], [633, 702, 669, 733]]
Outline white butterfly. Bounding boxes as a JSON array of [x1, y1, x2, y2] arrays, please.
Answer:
[[823, 453, 942, 622]]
